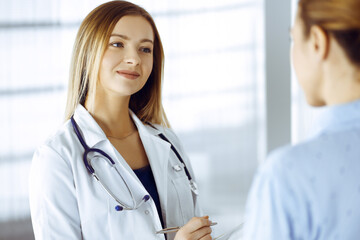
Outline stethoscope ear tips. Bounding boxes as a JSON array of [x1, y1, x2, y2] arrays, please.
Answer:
[[115, 205, 124, 211], [143, 195, 150, 202]]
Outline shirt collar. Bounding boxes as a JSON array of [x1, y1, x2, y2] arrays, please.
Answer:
[[311, 99, 360, 137], [72, 104, 163, 147]]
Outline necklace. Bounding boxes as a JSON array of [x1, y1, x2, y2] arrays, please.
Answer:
[[107, 129, 137, 140]]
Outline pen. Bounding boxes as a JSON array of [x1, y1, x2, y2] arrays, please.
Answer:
[[156, 222, 218, 234]]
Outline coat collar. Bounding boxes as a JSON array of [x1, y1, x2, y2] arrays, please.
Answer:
[[72, 104, 166, 147], [72, 104, 107, 148]]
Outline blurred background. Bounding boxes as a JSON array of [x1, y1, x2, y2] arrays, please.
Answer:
[[0, 0, 318, 239]]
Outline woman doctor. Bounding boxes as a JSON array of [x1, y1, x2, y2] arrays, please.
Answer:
[[29, 1, 213, 239]]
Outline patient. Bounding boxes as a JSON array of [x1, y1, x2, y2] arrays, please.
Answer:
[[243, 0, 360, 239]]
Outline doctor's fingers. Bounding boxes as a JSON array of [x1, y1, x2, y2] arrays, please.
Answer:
[[187, 216, 212, 232], [175, 217, 212, 240], [175, 226, 212, 240], [190, 226, 212, 240]]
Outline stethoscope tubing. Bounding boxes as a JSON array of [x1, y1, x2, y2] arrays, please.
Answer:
[[70, 116, 197, 211], [156, 133, 193, 182], [146, 122, 194, 183], [147, 123, 199, 195], [71, 116, 148, 211]]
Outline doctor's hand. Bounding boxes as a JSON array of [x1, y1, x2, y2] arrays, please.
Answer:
[[174, 216, 212, 240]]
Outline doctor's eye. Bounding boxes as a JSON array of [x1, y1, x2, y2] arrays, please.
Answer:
[[140, 47, 152, 54], [110, 42, 124, 48]]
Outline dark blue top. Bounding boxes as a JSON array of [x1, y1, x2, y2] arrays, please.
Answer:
[[133, 165, 165, 228]]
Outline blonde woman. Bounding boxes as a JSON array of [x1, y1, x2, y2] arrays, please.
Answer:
[[29, 1, 213, 239], [244, 0, 360, 239]]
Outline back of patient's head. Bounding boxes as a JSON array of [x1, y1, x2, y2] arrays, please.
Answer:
[[298, 0, 360, 66]]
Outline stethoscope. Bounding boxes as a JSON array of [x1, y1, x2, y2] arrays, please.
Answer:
[[70, 116, 198, 212]]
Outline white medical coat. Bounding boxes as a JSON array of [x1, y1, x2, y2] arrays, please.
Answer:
[[29, 105, 202, 240]]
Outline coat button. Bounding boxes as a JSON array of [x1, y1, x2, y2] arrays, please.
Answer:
[[145, 210, 150, 215]]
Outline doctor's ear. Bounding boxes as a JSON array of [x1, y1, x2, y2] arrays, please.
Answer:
[[309, 25, 330, 62]]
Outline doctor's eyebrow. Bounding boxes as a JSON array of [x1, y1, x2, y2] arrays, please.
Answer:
[[110, 34, 153, 44]]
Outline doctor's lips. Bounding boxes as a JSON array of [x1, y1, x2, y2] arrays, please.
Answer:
[[116, 70, 140, 79]]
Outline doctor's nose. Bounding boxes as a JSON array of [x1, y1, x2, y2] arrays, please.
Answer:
[[123, 49, 140, 66]]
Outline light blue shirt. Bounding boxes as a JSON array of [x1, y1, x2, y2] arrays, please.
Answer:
[[243, 100, 360, 240]]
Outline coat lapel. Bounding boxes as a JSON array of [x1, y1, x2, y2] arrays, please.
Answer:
[[130, 111, 171, 224]]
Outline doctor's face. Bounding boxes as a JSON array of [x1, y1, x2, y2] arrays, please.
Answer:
[[98, 15, 154, 98]]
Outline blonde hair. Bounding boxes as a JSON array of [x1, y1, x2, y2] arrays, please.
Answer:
[[64, 0, 170, 127], [298, 0, 360, 65]]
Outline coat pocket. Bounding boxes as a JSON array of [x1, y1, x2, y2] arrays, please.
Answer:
[[171, 176, 195, 225]]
